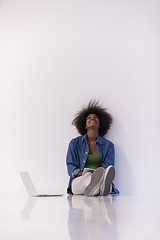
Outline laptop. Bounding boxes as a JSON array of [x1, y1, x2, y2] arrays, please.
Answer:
[[20, 171, 63, 197]]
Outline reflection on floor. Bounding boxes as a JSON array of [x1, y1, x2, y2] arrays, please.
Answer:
[[67, 195, 117, 240], [1, 195, 160, 239]]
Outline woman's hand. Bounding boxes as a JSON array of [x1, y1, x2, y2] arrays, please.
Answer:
[[76, 171, 83, 177]]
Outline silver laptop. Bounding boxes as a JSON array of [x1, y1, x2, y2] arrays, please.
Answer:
[[20, 171, 63, 197]]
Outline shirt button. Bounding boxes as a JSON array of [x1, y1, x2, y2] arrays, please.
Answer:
[[86, 152, 88, 154], [83, 161, 85, 162]]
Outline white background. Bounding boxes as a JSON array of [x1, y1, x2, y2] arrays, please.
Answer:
[[0, 0, 160, 196]]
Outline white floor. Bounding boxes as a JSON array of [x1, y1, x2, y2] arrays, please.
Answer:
[[1, 194, 160, 240]]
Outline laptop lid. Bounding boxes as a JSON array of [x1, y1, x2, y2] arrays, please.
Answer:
[[20, 171, 38, 196]]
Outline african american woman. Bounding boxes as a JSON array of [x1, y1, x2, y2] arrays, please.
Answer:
[[66, 100, 119, 197]]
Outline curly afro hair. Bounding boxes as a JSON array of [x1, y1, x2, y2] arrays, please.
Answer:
[[72, 100, 112, 137]]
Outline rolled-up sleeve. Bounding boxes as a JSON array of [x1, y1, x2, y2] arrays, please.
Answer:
[[66, 140, 81, 178]]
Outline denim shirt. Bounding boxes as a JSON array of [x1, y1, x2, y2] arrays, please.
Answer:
[[66, 134, 119, 194]]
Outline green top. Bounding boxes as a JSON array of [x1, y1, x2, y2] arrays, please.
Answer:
[[85, 152, 102, 169]]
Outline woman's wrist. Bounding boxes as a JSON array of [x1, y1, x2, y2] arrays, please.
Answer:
[[76, 171, 83, 177]]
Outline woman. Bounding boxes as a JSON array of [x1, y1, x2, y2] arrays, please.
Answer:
[[66, 100, 119, 197]]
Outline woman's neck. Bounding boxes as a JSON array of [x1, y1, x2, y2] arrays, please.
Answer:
[[87, 129, 99, 142]]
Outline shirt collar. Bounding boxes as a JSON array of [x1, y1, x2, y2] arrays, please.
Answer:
[[82, 134, 103, 145], [82, 134, 87, 141], [96, 135, 103, 145]]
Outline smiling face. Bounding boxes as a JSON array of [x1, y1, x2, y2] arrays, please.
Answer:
[[85, 113, 100, 129]]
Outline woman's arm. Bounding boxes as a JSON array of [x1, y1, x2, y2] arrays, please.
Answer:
[[102, 142, 115, 169], [66, 140, 82, 178]]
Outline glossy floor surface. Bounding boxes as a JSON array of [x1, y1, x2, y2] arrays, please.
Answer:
[[1, 195, 160, 240]]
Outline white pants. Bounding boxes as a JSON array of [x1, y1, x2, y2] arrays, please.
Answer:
[[72, 172, 100, 196]]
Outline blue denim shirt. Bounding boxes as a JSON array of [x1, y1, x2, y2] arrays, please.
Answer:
[[66, 134, 119, 194]]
